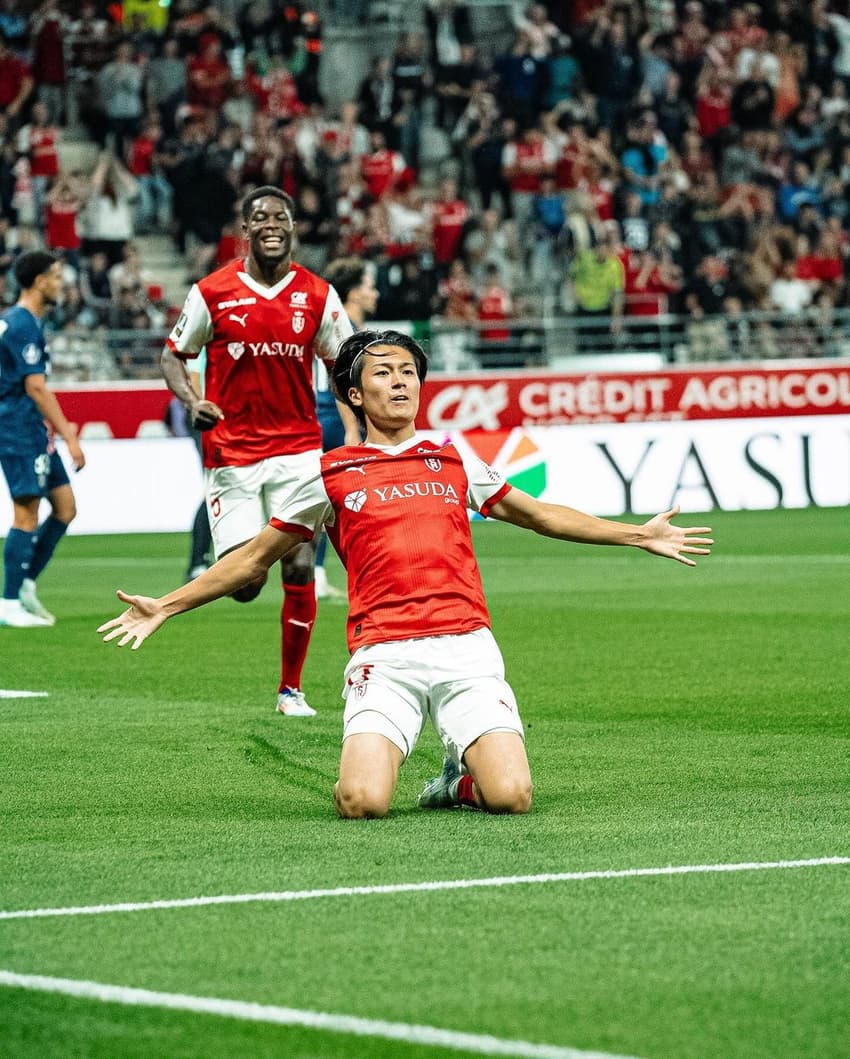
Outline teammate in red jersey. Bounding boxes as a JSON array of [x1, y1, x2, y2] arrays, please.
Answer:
[[160, 185, 359, 717], [100, 331, 714, 818]]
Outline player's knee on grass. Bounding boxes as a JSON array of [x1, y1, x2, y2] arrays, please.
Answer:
[[229, 571, 267, 602], [477, 774, 533, 815], [281, 540, 315, 587], [464, 731, 532, 814], [334, 778, 392, 820]]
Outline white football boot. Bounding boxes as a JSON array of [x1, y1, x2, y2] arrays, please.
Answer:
[[417, 757, 463, 809], [276, 687, 317, 717], [19, 579, 56, 625], [0, 597, 52, 628]]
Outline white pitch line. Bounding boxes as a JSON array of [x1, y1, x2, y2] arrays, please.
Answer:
[[0, 690, 49, 699], [0, 971, 637, 1059], [1, 857, 847, 922]]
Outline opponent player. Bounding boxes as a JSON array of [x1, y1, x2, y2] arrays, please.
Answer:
[[312, 257, 378, 600], [160, 186, 358, 717], [99, 330, 714, 818], [0, 251, 85, 627]]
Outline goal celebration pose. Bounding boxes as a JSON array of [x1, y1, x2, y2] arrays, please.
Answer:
[[100, 331, 713, 817]]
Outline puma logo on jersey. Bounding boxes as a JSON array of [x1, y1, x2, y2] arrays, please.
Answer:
[[229, 312, 249, 327], [345, 465, 367, 475]]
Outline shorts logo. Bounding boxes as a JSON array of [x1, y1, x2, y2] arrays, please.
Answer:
[[344, 488, 367, 512], [348, 663, 374, 698], [424, 457, 441, 472], [22, 342, 41, 365], [228, 342, 246, 360], [292, 310, 305, 334], [290, 291, 308, 306]]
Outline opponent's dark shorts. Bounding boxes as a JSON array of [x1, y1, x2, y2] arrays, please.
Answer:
[[0, 449, 70, 500]]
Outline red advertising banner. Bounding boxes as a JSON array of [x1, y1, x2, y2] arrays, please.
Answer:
[[417, 363, 850, 430], [56, 363, 850, 438]]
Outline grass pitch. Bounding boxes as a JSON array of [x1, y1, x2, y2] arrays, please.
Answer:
[[0, 507, 848, 1058]]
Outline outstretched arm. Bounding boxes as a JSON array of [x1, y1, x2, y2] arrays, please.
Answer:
[[488, 489, 712, 567], [98, 525, 305, 649]]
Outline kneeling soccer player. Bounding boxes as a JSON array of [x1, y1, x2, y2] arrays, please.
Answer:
[[99, 330, 713, 818]]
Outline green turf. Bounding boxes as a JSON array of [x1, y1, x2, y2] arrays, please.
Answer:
[[1, 508, 848, 1058]]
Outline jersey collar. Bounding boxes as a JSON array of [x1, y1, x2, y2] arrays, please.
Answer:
[[236, 266, 297, 300], [366, 435, 425, 455]]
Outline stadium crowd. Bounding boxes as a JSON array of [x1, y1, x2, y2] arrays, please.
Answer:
[[2, 0, 850, 370]]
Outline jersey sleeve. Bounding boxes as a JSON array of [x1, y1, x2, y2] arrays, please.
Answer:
[[0, 317, 47, 377], [459, 450, 512, 517], [313, 285, 354, 363], [268, 466, 334, 538], [166, 284, 213, 358]]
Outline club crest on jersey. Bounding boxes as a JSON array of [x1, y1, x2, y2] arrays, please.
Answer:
[[22, 342, 41, 365], [344, 489, 368, 512], [292, 310, 305, 334], [424, 457, 442, 472], [290, 291, 308, 306], [228, 341, 246, 360]]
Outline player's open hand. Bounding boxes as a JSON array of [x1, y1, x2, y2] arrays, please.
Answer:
[[97, 591, 168, 650], [190, 399, 224, 432], [641, 506, 713, 567]]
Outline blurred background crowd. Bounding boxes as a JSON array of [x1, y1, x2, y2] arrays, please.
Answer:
[[3, 0, 850, 374]]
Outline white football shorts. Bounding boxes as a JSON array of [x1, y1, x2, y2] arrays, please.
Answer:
[[341, 627, 524, 765], [205, 449, 321, 557]]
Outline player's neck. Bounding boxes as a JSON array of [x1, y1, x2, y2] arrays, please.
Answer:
[[345, 303, 365, 328], [244, 254, 292, 287], [17, 292, 46, 318], [363, 423, 416, 447]]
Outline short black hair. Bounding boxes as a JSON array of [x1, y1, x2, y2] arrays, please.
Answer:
[[331, 329, 428, 424], [241, 185, 295, 221], [324, 257, 369, 303], [14, 251, 59, 291]]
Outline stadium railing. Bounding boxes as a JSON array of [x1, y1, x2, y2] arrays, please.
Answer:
[[46, 307, 850, 382]]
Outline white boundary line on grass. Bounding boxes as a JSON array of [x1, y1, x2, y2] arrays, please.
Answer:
[[0, 690, 49, 699], [0, 970, 637, 1059], [1, 856, 847, 922]]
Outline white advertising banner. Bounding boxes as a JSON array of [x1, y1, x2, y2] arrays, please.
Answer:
[[0, 438, 204, 535], [1, 416, 847, 534]]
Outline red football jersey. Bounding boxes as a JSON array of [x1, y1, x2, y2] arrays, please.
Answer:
[[270, 437, 512, 652], [166, 259, 353, 467], [432, 199, 469, 265]]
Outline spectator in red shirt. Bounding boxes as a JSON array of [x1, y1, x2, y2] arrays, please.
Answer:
[[30, 0, 67, 124], [127, 119, 173, 233], [45, 174, 85, 270], [431, 176, 469, 272], [477, 264, 512, 336], [360, 129, 406, 200], [16, 101, 59, 224], [0, 28, 34, 130], [186, 33, 232, 113], [695, 68, 732, 140]]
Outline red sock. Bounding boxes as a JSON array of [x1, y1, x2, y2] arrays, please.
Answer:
[[457, 773, 478, 808], [280, 581, 317, 691]]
